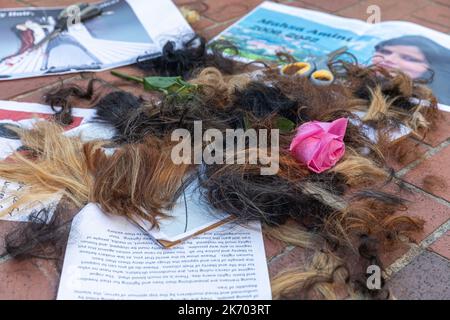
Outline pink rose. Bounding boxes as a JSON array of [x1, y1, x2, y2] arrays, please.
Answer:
[[289, 118, 348, 173]]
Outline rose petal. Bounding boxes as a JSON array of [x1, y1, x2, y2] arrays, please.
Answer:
[[312, 134, 335, 163], [327, 139, 343, 160], [327, 118, 348, 138], [290, 123, 323, 151], [307, 159, 322, 173], [294, 136, 322, 162]]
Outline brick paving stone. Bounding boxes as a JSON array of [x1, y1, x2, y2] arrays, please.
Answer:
[[201, 21, 236, 40], [173, 0, 195, 5], [0, 220, 22, 252], [176, 1, 214, 30], [0, 258, 59, 299], [337, 0, 429, 22], [401, 188, 450, 243], [0, 75, 76, 101], [189, 16, 215, 32], [389, 250, 450, 299], [299, 0, 359, 13], [385, 137, 428, 172], [88, 67, 163, 102], [203, 0, 263, 23], [403, 144, 450, 202], [0, 0, 25, 7], [433, 0, 450, 8], [85, 65, 146, 85], [429, 229, 450, 260], [268, 246, 312, 279], [421, 111, 450, 147], [380, 241, 412, 267], [403, 15, 450, 33], [12, 67, 160, 106], [263, 235, 287, 260], [11, 76, 84, 104], [386, 182, 450, 243], [412, 2, 450, 29], [280, 0, 326, 12], [26, 0, 97, 6]]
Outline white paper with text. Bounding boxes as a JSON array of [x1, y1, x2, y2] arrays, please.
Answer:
[[57, 203, 272, 300]]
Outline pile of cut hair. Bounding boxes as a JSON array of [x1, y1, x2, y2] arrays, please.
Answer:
[[0, 37, 442, 300]]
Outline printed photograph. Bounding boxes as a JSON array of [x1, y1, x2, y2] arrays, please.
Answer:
[[372, 36, 450, 105], [0, 0, 155, 78], [214, 5, 450, 106]]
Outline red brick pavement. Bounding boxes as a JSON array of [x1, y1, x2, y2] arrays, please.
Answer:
[[0, 0, 449, 300]]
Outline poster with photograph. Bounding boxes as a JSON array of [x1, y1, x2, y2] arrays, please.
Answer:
[[214, 1, 450, 108], [0, 0, 193, 80]]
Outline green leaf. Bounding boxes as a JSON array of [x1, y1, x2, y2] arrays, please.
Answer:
[[276, 116, 295, 133], [174, 78, 193, 87], [143, 76, 182, 90]]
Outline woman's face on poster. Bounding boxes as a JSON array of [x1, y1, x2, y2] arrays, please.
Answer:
[[372, 44, 429, 79]]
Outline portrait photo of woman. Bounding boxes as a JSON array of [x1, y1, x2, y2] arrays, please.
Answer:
[[372, 35, 450, 105]]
